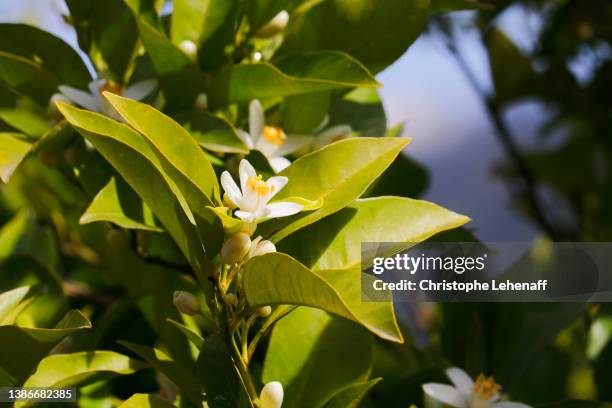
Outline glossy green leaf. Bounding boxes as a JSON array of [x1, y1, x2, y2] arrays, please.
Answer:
[[279, 0, 429, 72], [261, 137, 410, 242], [197, 334, 242, 408], [57, 102, 207, 274], [367, 154, 429, 198], [0, 286, 33, 324], [328, 88, 386, 137], [0, 51, 58, 106], [167, 318, 204, 349], [0, 132, 31, 183], [105, 93, 219, 203], [321, 378, 382, 408], [119, 394, 177, 408], [0, 24, 91, 88], [242, 253, 401, 342], [263, 307, 372, 408], [174, 110, 249, 154], [0, 86, 50, 136], [124, 0, 205, 111], [104, 93, 224, 257], [281, 92, 331, 134], [208, 51, 379, 107], [119, 341, 201, 405], [0, 310, 91, 386], [17, 351, 144, 407], [66, 0, 139, 82], [80, 177, 163, 232], [279, 197, 470, 271]]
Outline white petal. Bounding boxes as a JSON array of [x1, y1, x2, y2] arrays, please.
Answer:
[[59, 85, 99, 111], [264, 201, 302, 219], [88, 79, 106, 95], [239, 159, 257, 192], [237, 128, 254, 149], [422, 384, 467, 408], [220, 171, 242, 207], [269, 157, 291, 173], [255, 138, 281, 158], [253, 240, 276, 257], [235, 210, 256, 223], [446, 367, 474, 397], [123, 79, 158, 100], [276, 134, 313, 156], [260, 381, 283, 408], [265, 176, 288, 200], [492, 402, 533, 408], [317, 124, 351, 145], [249, 99, 265, 141]]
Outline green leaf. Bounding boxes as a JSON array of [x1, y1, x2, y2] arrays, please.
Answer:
[[0, 24, 91, 88], [537, 402, 612, 408], [124, 0, 205, 111], [328, 88, 386, 137], [242, 253, 401, 342], [281, 92, 331, 134], [174, 110, 249, 154], [0, 286, 34, 324], [57, 102, 207, 274], [486, 28, 536, 103], [105, 92, 219, 204], [0, 51, 58, 106], [104, 93, 224, 257], [263, 307, 372, 408], [321, 378, 382, 408], [66, 0, 139, 82], [279, 197, 470, 271], [260, 137, 410, 242], [167, 318, 204, 349], [119, 394, 177, 408], [0, 132, 31, 183], [208, 51, 379, 107], [119, 341, 201, 405], [247, 0, 301, 32], [80, 176, 163, 232], [0, 310, 91, 386], [367, 154, 429, 198], [17, 351, 144, 407], [279, 0, 429, 72], [0, 85, 51, 136], [196, 334, 242, 408]]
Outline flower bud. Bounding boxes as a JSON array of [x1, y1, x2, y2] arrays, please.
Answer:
[[48, 93, 71, 119], [173, 291, 200, 315], [221, 233, 251, 264], [193, 93, 208, 111], [224, 293, 238, 307], [258, 306, 272, 317], [259, 381, 283, 408], [247, 236, 276, 259], [256, 10, 289, 38], [178, 40, 197, 60]]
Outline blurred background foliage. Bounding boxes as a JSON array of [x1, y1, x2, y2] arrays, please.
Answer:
[[0, 0, 611, 407]]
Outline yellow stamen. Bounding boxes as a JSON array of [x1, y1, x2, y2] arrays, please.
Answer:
[[473, 374, 501, 399], [247, 175, 275, 197], [263, 126, 287, 145], [99, 82, 122, 95]]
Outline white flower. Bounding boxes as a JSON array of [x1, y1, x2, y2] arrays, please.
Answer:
[[239, 100, 313, 173], [259, 381, 283, 408], [220, 233, 251, 264], [220, 159, 303, 223], [238, 100, 352, 172], [247, 236, 276, 259], [58, 78, 157, 121], [423, 368, 532, 408]]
